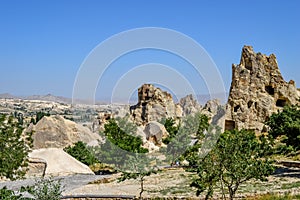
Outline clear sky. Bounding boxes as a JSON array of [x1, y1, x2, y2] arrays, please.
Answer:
[[1, 0, 299, 102]]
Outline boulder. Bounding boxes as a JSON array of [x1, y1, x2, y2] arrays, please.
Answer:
[[30, 115, 101, 149], [144, 121, 169, 146], [26, 157, 47, 178], [226, 46, 299, 132], [28, 148, 94, 176]]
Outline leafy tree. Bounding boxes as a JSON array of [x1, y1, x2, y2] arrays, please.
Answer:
[[34, 111, 50, 124], [118, 154, 159, 199], [190, 129, 274, 200], [93, 117, 148, 168], [104, 118, 148, 153], [163, 112, 209, 165], [64, 141, 98, 166], [161, 118, 180, 144], [183, 112, 209, 139], [0, 114, 32, 180], [265, 105, 300, 152]]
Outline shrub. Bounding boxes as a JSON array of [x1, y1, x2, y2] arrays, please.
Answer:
[[64, 141, 98, 166]]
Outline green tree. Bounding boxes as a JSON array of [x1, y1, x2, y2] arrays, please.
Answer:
[[104, 118, 148, 153], [164, 112, 209, 165], [0, 114, 32, 180], [190, 129, 274, 200], [161, 118, 180, 144], [118, 154, 159, 199], [265, 105, 300, 152], [34, 111, 50, 124], [93, 117, 148, 167], [64, 141, 98, 166]]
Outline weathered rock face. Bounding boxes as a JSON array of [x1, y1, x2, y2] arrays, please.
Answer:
[[30, 115, 101, 149], [130, 84, 182, 125], [144, 121, 169, 146], [180, 94, 202, 116], [226, 46, 299, 131]]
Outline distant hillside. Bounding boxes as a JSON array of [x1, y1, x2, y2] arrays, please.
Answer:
[[25, 94, 72, 104], [0, 93, 18, 99], [0, 93, 71, 104], [0, 92, 228, 105]]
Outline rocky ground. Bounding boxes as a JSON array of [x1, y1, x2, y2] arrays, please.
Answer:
[[65, 167, 300, 199], [2, 166, 299, 199]]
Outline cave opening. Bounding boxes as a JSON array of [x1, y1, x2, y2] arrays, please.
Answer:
[[265, 86, 275, 95], [276, 99, 287, 107], [225, 120, 235, 131], [234, 105, 240, 112]]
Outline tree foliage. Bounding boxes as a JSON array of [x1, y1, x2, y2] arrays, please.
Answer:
[[103, 118, 148, 153], [161, 118, 180, 144], [265, 105, 300, 151], [190, 129, 274, 200], [159, 113, 210, 165], [118, 154, 159, 199], [64, 141, 98, 166], [93, 117, 148, 167], [0, 114, 32, 180]]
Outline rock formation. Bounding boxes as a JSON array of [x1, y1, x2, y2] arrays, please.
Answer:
[[130, 84, 182, 125], [30, 115, 101, 149], [226, 46, 299, 131], [179, 94, 202, 116], [144, 121, 169, 146], [28, 148, 94, 176]]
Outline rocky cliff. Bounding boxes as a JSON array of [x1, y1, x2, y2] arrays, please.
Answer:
[[226, 46, 299, 131], [130, 84, 183, 125]]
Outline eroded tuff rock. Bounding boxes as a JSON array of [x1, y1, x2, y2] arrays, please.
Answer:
[[29, 115, 101, 149], [180, 94, 202, 116], [144, 121, 169, 146], [28, 148, 94, 176], [226, 46, 299, 131], [130, 84, 182, 125]]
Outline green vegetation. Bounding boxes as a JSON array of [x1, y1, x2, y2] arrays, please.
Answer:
[[0, 178, 62, 200], [266, 105, 300, 153], [161, 112, 209, 165], [118, 154, 159, 199], [0, 114, 32, 180], [161, 118, 180, 144], [64, 141, 99, 166], [93, 117, 148, 167], [30, 111, 50, 125], [0, 187, 24, 200], [189, 129, 274, 200], [25, 178, 62, 200]]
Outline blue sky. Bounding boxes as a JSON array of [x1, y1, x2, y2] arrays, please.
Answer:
[[0, 0, 299, 102]]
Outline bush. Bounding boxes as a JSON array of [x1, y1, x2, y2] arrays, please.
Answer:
[[0, 187, 23, 200], [22, 177, 63, 200], [64, 141, 98, 166], [266, 105, 300, 152]]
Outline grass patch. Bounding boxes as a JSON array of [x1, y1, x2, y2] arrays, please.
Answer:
[[281, 181, 300, 190]]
